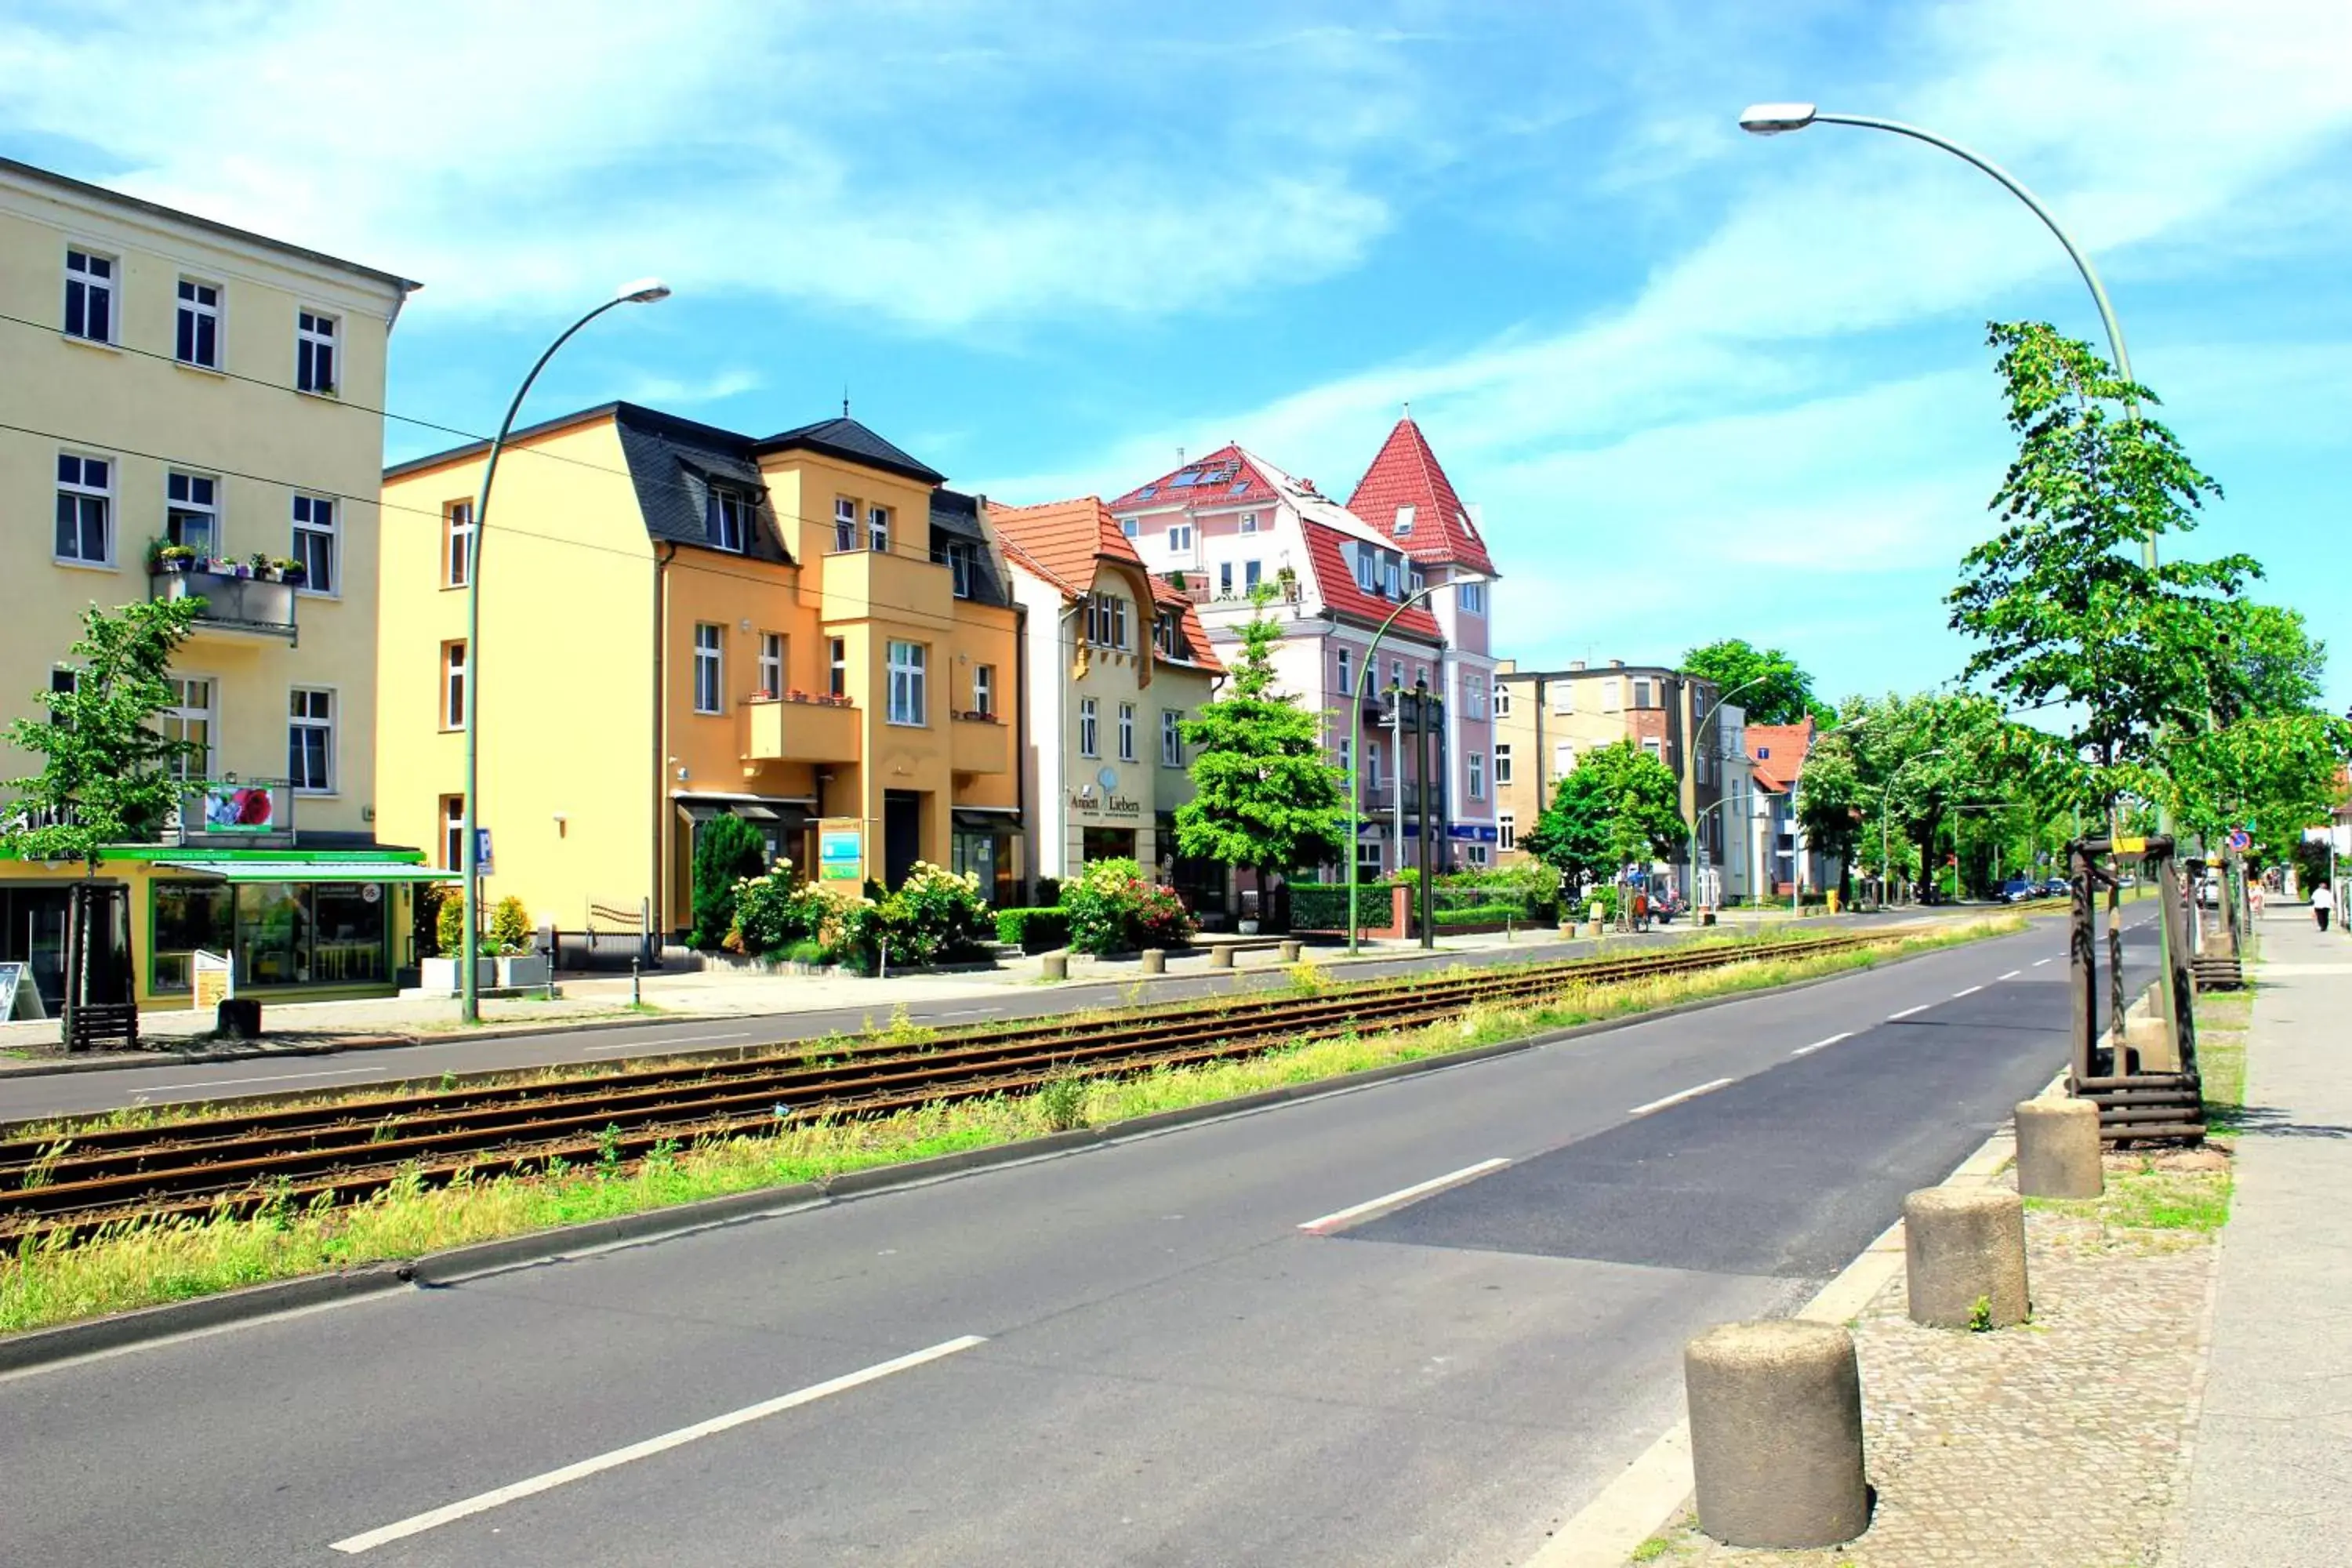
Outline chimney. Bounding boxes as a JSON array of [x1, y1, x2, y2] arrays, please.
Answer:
[[1568, 659, 1587, 672], [1610, 659, 1625, 669]]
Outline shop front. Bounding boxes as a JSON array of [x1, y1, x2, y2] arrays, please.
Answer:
[[147, 856, 452, 1004], [951, 808, 1023, 909]]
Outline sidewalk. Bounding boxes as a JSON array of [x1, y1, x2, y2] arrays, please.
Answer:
[[2181, 906, 2352, 1566]]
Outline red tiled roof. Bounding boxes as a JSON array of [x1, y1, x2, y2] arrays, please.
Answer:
[[1747, 720, 1817, 793], [1150, 579, 1223, 675], [1300, 519, 1441, 641], [1108, 443, 1284, 513], [1345, 416, 1496, 575], [986, 497, 1221, 673]]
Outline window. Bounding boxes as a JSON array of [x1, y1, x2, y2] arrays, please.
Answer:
[[1118, 702, 1136, 762], [706, 487, 750, 553], [176, 278, 222, 368], [162, 677, 213, 779], [442, 641, 468, 729], [1642, 736, 1664, 760], [1120, 517, 1139, 538], [54, 453, 111, 564], [693, 623, 723, 713], [1218, 562, 1233, 597], [1499, 814, 1516, 852], [1366, 745, 1382, 789], [1410, 566, 1426, 597], [1078, 696, 1099, 757], [757, 633, 784, 699], [1354, 548, 1377, 593], [940, 539, 978, 598], [165, 471, 221, 557], [1389, 658, 1403, 690], [1167, 523, 1194, 552], [828, 637, 848, 697], [1494, 743, 1513, 786], [1087, 592, 1129, 649], [1468, 752, 1486, 800], [1602, 677, 1622, 712], [886, 641, 926, 725], [1394, 504, 1415, 535], [444, 501, 475, 587], [868, 504, 891, 554], [1243, 559, 1261, 592], [1633, 677, 1654, 709], [1161, 710, 1183, 768], [1335, 646, 1352, 697], [1457, 580, 1486, 615], [973, 663, 995, 718], [1466, 844, 1490, 868], [1550, 681, 1573, 714], [1238, 511, 1259, 534], [292, 494, 337, 594], [1152, 608, 1179, 658], [1464, 681, 1487, 720], [1494, 679, 1511, 718], [442, 795, 466, 871], [289, 688, 335, 793], [296, 309, 338, 394], [1338, 736, 1352, 775], [1554, 740, 1575, 775], [64, 249, 114, 343], [1383, 556, 1401, 597], [833, 497, 857, 553]]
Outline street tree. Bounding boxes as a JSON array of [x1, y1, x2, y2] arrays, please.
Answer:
[[1681, 637, 1834, 728], [1174, 591, 1347, 899], [2, 597, 203, 1013], [1523, 741, 1684, 893]]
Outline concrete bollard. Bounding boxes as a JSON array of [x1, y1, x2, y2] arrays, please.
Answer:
[[1209, 945, 1235, 970], [1278, 939, 1302, 963], [1686, 1320, 1869, 1549], [1040, 953, 1068, 982], [2015, 1098, 2103, 1199], [1140, 949, 1165, 975], [1903, 1187, 2029, 1330]]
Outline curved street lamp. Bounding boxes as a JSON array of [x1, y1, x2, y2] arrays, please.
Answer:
[[460, 278, 672, 1023], [1345, 572, 1487, 956], [1681, 674, 1769, 916]]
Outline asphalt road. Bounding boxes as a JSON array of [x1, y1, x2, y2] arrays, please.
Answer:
[[0, 913, 1939, 1123], [0, 910, 2157, 1568]]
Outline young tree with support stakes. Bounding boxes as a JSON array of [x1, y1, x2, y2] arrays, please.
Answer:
[[2, 598, 204, 1021], [1174, 590, 1346, 919]]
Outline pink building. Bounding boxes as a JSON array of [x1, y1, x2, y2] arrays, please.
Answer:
[[1108, 416, 1502, 880]]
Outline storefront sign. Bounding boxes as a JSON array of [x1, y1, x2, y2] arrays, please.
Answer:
[[191, 950, 233, 1011], [1071, 767, 1142, 819], [818, 818, 864, 882], [1446, 824, 1500, 843], [202, 786, 276, 833]]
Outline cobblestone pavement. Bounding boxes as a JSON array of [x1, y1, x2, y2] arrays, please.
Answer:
[[1651, 1158, 2221, 1568]]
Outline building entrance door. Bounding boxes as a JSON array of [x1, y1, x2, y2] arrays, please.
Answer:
[[883, 791, 922, 889]]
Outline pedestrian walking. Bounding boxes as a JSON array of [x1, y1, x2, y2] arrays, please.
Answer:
[[2315, 881, 2336, 933]]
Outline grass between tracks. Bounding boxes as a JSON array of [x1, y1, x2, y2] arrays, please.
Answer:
[[0, 916, 2026, 1337]]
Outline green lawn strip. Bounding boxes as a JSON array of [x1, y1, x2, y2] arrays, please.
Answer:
[[0, 916, 2024, 1338]]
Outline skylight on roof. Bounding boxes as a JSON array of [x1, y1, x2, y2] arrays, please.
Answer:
[[1168, 469, 1201, 488], [1138, 485, 1157, 499], [1229, 481, 1250, 495]]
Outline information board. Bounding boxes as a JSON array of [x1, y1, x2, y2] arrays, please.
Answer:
[[191, 949, 234, 1011], [818, 818, 864, 883], [0, 962, 24, 1022]]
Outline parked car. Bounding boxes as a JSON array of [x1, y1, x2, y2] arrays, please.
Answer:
[[2038, 877, 2071, 898], [2000, 876, 2036, 903]]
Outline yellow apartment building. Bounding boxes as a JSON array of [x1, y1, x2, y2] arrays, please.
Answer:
[[0, 157, 426, 1014], [377, 405, 1025, 941]]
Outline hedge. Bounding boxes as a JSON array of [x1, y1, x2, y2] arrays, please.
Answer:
[[1288, 881, 1394, 931], [995, 906, 1071, 953]]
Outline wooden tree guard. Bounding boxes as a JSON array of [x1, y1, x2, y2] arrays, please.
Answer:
[[2068, 835, 2202, 1144]]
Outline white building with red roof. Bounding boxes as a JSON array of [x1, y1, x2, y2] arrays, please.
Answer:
[[1109, 416, 1501, 881]]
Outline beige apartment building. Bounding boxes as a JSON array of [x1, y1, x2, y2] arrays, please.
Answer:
[[1490, 660, 1730, 895], [0, 158, 425, 1013]]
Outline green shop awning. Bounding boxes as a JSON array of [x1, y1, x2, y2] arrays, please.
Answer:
[[157, 860, 456, 884]]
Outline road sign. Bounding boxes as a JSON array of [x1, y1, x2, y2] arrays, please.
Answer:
[[474, 828, 495, 875], [2227, 828, 2252, 852], [2114, 834, 2147, 854]]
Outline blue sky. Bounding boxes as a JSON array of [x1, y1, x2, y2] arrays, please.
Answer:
[[7, 0, 2349, 714]]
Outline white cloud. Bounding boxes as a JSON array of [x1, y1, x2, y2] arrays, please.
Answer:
[[612, 367, 764, 408]]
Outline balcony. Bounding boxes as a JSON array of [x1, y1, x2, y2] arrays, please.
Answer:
[[1360, 783, 1445, 817], [744, 695, 861, 764], [820, 546, 952, 626], [169, 779, 296, 847], [1177, 578, 1301, 608], [151, 568, 298, 641], [951, 712, 1011, 775]]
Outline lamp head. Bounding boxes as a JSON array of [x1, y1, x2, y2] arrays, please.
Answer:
[[615, 277, 673, 305], [1738, 102, 1818, 136]]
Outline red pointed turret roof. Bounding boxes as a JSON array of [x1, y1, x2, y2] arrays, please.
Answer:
[[1345, 416, 1496, 575]]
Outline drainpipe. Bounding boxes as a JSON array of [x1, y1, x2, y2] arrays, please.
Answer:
[[652, 543, 676, 948], [1012, 599, 1029, 902]]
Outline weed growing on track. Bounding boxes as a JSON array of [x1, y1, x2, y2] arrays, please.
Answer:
[[0, 916, 2027, 1335]]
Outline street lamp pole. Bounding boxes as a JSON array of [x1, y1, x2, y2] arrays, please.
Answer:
[[1347, 573, 1486, 956], [1682, 674, 1769, 917], [460, 278, 671, 1025]]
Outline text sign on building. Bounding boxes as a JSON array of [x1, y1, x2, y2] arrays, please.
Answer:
[[202, 786, 276, 833], [818, 818, 864, 883], [191, 949, 234, 1011]]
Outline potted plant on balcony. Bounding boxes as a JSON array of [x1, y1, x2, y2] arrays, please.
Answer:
[[271, 557, 307, 586], [153, 543, 197, 574]]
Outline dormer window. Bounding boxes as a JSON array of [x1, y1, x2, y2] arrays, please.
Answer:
[[1087, 592, 1130, 650], [1394, 505, 1415, 535], [1353, 546, 1377, 594], [706, 485, 750, 552], [1154, 608, 1180, 657], [1382, 554, 1401, 598]]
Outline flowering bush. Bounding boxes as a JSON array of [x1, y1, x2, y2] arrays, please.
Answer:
[[786, 862, 994, 974], [1058, 858, 1196, 954], [727, 860, 837, 957]]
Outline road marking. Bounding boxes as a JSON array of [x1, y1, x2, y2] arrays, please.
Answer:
[[1791, 1032, 1851, 1058], [1951, 985, 1983, 998], [329, 1335, 987, 1554], [934, 1008, 989, 1018], [1296, 1158, 1511, 1236], [2033, 958, 2054, 967], [1888, 1004, 1929, 1021], [1627, 1078, 1735, 1118], [165, 1066, 386, 1092], [1999, 970, 2022, 980], [582, 1032, 746, 1054]]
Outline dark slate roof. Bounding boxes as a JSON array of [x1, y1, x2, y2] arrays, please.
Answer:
[[928, 488, 1012, 608], [609, 405, 793, 564], [756, 416, 947, 485]]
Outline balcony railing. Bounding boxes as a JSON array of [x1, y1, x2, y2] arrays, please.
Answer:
[[1176, 579, 1301, 607], [744, 695, 862, 764], [151, 568, 298, 640], [1360, 782, 1446, 817]]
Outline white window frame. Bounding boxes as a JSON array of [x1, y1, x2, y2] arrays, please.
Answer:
[[1602, 677, 1622, 712], [693, 623, 724, 714], [1494, 679, 1511, 718], [165, 470, 223, 557], [1335, 646, 1352, 698], [974, 663, 995, 718], [708, 487, 750, 553], [1238, 512, 1259, 534], [289, 686, 336, 795], [1161, 710, 1182, 768], [1120, 517, 1139, 539], [1354, 548, 1377, 594], [828, 637, 848, 697], [1078, 696, 1099, 757], [1243, 559, 1262, 593], [1167, 522, 1195, 552], [1218, 562, 1234, 597], [886, 640, 927, 726], [162, 676, 215, 781], [1467, 844, 1490, 867], [1633, 677, 1654, 710], [1394, 504, 1415, 535], [176, 277, 223, 369], [443, 795, 466, 872], [292, 493, 338, 597], [868, 504, 891, 555], [445, 501, 475, 588], [443, 641, 469, 729], [833, 497, 858, 553], [1550, 680, 1573, 714], [1494, 742, 1513, 786], [1366, 744, 1382, 789], [55, 452, 114, 567], [296, 307, 339, 396], [1468, 751, 1486, 800], [1642, 736, 1664, 760], [1457, 580, 1486, 615], [1118, 701, 1137, 763], [1498, 814, 1515, 852], [1383, 557, 1401, 597], [1554, 741, 1575, 775], [757, 632, 784, 699], [64, 248, 116, 344]]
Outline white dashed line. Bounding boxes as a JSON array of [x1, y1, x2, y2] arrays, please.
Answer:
[[583, 1032, 747, 1054], [1952, 985, 1983, 998], [1296, 1158, 1512, 1235], [164, 1066, 387, 1093], [1889, 1004, 1929, 1021], [2032, 958, 2054, 967], [1998, 970, 2022, 981], [1628, 1078, 1736, 1117], [1791, 1032, 1852, 1058]]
